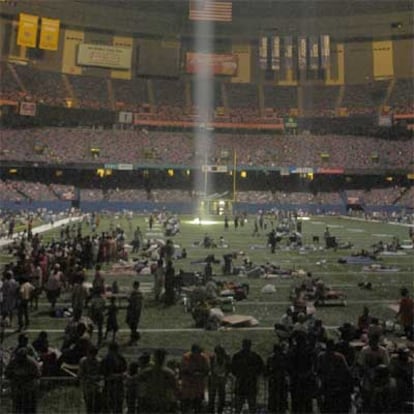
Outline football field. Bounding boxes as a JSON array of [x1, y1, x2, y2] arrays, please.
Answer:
[[1, 213, 412, 357]]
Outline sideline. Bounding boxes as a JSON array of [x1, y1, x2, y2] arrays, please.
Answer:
[[338, 215, 414, 228], [0, 215, 84, 249]]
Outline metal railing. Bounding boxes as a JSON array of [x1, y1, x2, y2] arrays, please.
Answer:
[[0, 374, 269, 414]]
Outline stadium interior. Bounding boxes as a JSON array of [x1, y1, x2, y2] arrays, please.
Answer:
[[0, 1, 413, 413]]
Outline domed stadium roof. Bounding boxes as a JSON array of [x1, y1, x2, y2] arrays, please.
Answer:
[[2, 0, 412, 40]]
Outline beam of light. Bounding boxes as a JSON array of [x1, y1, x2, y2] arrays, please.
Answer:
[[193, 19, 214, 217]]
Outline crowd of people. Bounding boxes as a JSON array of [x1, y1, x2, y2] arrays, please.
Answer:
[[1, 127, 411, 169], [1, 62, 413, 118], [0, 207, 413, 413], [2, 284, 413, 414]]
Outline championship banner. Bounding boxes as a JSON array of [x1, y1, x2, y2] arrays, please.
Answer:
[[309, 36, 319, 70], [271, 36, 280, 70], [231, 43, 251, 83], [189, 0, 232, 22], [111, 36, 133, 79], [17, 13, 38, 48], [39, 17, 60, 51], [61, 29, 84, 75], [186, 52, 237, 76], [298, 37, 307, 70], [373, 40, 394, 79], [284, 36, 293, 69], [320, 35, 330, 69], [259, 37, 268, 70]]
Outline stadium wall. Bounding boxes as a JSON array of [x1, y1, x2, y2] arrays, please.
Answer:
[[1, 200, 409, 216]]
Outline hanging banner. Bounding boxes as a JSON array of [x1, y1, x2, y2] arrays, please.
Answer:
[[259, 37, 268, 70], [20, 102, 37, 116], [309, 36, 319, 70], [186, 52, 238, 76], [372, 40, 394, 79], [320, 35, 330, 69], [61, 29, 84, 74], [271, 36, 280, 70], [39, 17, 60, 51], [17, 13, 38, 48], [231, 43, 251, 83], [298, 37, 307, 70], [77, 44, 132, 70], [284, 36, 293, 69], [111, 36, 133, 79]]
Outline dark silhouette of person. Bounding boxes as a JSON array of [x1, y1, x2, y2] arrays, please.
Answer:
[[164, 260, 176, 306], [266, 343, 289, 414], [208, 345, 231, 414], [139, 348, 179, 413], [5, 347, 41, 413], [100, 341, 127, 414], [316, 339, 353, 413], [79, 345, 102, 414], [287, 332, 315, 414], [231, 339, 264, 413], [126, 281, 143, 344]]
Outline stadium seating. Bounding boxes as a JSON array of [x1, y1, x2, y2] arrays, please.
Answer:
[[0, 128, 410, 170]]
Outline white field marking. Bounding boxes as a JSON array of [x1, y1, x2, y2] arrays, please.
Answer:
[[5, 325, 354, 334], [0, 216, 84, 248], [372, 234, 393, 237]]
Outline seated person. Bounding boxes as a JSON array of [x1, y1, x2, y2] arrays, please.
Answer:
[[12, 333, 39, 362], [218, 236, 229, 248], [32, 331, 49, 355], [203, 234, 214, 248], [176, 248, 187, 260], [304, 272, 315, 292], [59, 336, 91, 366]]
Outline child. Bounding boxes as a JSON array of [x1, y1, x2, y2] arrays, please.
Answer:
[[104, 296, 119, 342]]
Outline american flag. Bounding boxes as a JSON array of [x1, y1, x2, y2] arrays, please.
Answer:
[[189, 0, 232, 22]]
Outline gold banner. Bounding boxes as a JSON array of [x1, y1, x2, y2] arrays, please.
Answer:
[[61, 29, 84, 74], [17, 13, 38, 48], [111, 36, 133, 79], [373, 40, 393, 79], [231, 44, 250, 83], [326, 43, 344, 85], [39, 17, 60, 51]]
